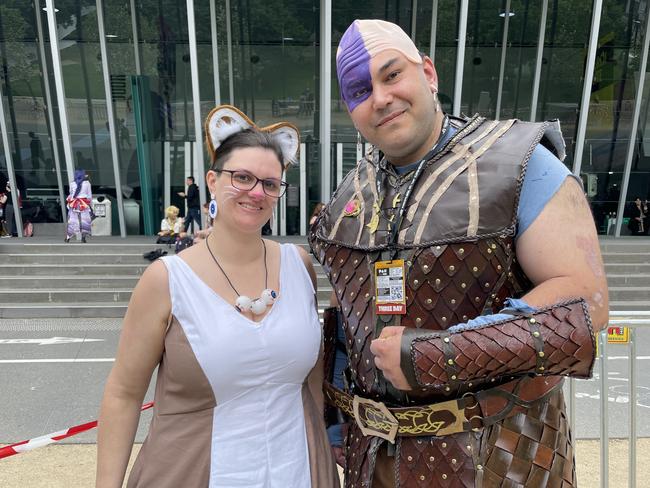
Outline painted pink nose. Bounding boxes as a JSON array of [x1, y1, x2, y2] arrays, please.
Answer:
[[247, 181, 266, 198]]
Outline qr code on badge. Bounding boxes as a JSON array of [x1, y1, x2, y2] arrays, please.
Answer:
[[390, 286, 403, 301]]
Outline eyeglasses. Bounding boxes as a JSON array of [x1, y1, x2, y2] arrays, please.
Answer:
[[214, 169, 288, 198]]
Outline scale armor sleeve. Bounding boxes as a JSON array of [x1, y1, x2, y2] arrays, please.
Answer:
[[401, 298, 596, 390]]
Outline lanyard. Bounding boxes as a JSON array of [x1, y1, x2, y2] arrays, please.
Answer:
[[375, 115, 450, 256]]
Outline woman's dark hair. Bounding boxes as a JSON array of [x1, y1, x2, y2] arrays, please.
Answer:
[[209, 128, 284, 172]]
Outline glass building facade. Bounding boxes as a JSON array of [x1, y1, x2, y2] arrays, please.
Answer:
[[0, 0, 649, 237]]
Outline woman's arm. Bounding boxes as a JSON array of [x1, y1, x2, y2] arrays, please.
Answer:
[[96, 260, 171, 487]]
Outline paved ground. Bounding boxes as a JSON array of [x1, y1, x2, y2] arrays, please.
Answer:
[[1, 315, 649, 486], [1, 441, 648, 487], [2, 318, 650, 444]]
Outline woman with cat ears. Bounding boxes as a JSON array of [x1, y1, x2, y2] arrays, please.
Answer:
[[97, 106, 338, 487]]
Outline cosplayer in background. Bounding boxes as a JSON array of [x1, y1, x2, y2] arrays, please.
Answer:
[[65, 169, 92, 243], [96, 105, 338, 488], [156, 205, 183, 244], [311, 19, 608, 488]]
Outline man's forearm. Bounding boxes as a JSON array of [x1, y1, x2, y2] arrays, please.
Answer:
[[401, 298, 596, 390]]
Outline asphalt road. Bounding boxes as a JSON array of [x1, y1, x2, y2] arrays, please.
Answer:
[[1, 318, 649, 446]]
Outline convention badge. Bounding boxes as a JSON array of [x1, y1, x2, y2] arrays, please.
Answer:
[[374, 260, 406, 315]]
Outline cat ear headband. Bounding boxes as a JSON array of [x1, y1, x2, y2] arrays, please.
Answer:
[[205, 105, 300, 168]]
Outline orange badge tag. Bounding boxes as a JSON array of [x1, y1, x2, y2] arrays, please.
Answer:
[[374, 260, 406, 315]]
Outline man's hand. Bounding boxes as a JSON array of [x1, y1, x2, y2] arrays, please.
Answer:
[[370, 326, 411, 390], [177, 191, 185, 197]]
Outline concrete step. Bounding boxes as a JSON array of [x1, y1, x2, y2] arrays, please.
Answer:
[[0, 276, 140, 289], [0, 302, 129, 319], [1, 264, 149, 276], [604, 263, 650, 274], [0, 240, 311, 255], [0, 302, 330, 320], [0, 253, 149, 265], [606, 275, 650, 287], [0, 289, 133, 304], [0, 288, 331, 305], [0, 243, 165, 254], [600, 253, 650, 264], [608, 287, 650, 301], [598, 238, 650, 252], [609, 300, 650, 311]]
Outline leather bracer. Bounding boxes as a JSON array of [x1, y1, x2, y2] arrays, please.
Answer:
[[401, 298, 596, 390]]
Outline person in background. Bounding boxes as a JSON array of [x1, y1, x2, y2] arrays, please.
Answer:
[[65, 169, 92, 243], [156, 205, 182, 244], [178, 175, 202, 233], [309, 202, 325, 227], [626, 196, 648, 235], [29, 131, 42, 173], [192, 202, 213, 243], [0, 173, 11, 237], [1, 173, 22, 238]]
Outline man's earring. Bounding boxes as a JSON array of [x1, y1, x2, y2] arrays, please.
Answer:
[[209, 194, 218, 219], [433, 91, 440, 113]]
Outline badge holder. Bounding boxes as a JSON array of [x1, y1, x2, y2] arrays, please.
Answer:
[[374, 259, 406, 315]]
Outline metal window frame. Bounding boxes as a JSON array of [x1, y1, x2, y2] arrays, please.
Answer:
[[34, 0, 67, 222], [429, 0, 438, 64], [129, 0, 141, 75], [186, 0, 206, 210], [210, 0, 221, 105], [96, 0, 127, 237], [453, 0, 468, 116], [163, 141, 171, 209], [572, 0, 604, 176], [530, 0, 549, 122], [615, 4, 650, 237], [495, 0, 511, 120], [300, 143, 307, 235], [320, 0, 332, 203], [336, 143, 343, 185], [411, 0, 418, 41], [225, 0, 234, 104], [44, 0, 75, 184]]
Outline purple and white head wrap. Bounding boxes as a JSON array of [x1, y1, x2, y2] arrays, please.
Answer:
[[336, 20, 423, 111]]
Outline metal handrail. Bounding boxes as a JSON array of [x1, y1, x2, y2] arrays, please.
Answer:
[[571, 312, 650, 488]]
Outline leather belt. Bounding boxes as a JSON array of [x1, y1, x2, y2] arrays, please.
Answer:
[[323, 382, 483, 444], [324, 376, 564, 444]]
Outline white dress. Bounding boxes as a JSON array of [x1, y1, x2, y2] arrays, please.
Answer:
[[128, 243, 321, 488]]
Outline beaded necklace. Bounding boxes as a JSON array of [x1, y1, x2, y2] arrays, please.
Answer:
[[206, 239, 277, 315]]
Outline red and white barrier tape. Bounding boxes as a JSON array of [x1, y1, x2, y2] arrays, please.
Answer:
[[0, 402, 154, 460]]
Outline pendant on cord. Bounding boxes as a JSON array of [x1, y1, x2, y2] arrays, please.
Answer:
[[235, 289, 277, 315]]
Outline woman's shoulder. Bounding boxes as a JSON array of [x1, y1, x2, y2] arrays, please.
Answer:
[[286, 243, 316, 289], [135, 259, 171, 306]]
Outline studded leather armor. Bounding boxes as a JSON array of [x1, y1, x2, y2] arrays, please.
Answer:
[[310, 116, 595, 487]]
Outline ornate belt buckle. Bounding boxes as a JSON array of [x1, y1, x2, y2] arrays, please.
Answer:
[[352, 395, 399, 444], [427, 398, 470, 436]]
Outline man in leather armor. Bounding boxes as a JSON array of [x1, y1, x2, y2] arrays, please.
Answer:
[[309, 19, 608, 488]]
